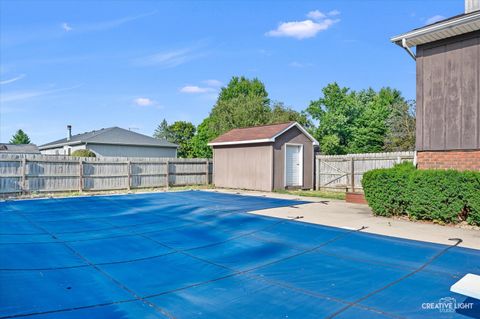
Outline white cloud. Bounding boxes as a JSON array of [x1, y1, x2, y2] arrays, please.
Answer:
[[81, 11, 157, 32], [425, 15, 445, 25], [134, 47, 205, 68], [289, 61, 313, 68], [133, 97, 154, 106], [179, 85, 214, 94], [0, 84, 82, 103], [266, 18, 338, 39], [62, 23, 72, 32], [0, 74, 25, 85], [203, 79, 223, 87], [307, 10, 326, 20], [328, 10, 341, 16]]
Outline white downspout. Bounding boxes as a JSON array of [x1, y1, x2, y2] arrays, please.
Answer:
[[402, 38, 416, 61]]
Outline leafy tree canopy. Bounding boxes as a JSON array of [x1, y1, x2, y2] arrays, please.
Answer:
[[153, 119, 196, 158], [190, 76, 309, 158], [306, 82, 414, 155], [10, 129, 31, 144]]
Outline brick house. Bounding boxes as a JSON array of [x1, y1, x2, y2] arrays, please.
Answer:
[[391, 0, 480, 171]]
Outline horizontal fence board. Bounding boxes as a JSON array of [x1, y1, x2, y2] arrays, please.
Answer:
[[0, 154, 212, 194]]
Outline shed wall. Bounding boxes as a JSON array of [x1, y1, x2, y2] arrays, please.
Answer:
[[212, 143, 273, 191], [416, 31, 480, 151], [273, 126, 314, 190]]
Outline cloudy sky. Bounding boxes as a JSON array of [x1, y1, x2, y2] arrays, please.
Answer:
[[0, 0, 460, 144]]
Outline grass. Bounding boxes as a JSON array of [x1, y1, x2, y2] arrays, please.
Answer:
[[274, 189, 346, 200]]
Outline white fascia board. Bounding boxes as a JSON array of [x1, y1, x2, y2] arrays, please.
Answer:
[[391, 12, 480, 47], [208, 138, 274, 146]]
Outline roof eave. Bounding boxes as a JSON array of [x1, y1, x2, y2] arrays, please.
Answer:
[[208, 138, 274, 146], [391, 11, 480, 48]]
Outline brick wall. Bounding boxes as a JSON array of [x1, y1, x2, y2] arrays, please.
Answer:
[[417, 150, 480, 171]]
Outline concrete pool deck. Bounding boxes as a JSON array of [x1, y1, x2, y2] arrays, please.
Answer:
[[206, 189, 480, 250]]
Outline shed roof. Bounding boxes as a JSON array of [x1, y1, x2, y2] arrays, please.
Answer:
[[391, 10, 480, 49], [0, 144, 40, 154], [39, 127, 177, 150], [208, 122, 318, 146]]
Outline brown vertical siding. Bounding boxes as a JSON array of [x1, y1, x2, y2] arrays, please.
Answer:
[[212, 143, 273, 191], [273, 126, 314, 190], [417, 31, 480, 151]]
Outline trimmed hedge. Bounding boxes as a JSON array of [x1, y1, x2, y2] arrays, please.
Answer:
[[71, 149, 96, 157], [362, 163, 480, 225]]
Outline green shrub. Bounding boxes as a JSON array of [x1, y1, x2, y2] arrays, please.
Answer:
[[362, 162, 415, 217], [362, 163, 480, 226], [71, 149, 96, 157]]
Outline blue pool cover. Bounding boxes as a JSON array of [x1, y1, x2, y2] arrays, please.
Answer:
[[0, 190, 479, 319]]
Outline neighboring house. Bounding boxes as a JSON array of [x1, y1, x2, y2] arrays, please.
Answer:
[[39, 126, 177, 158], [391, 0, 480, 171], [0, 144, 40, 154], [208, 122, 318, 192]]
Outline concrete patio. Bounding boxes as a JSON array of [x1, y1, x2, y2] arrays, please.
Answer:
[[207, 189, 480, 250]]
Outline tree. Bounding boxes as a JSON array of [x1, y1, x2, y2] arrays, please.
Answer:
[[307, 82, 412, 155], [384, 100, 416, 151], [189, 76, 272, 157], [10, 129, 31, 144], [306, 83, 361, 154], [269, 101, 312, 129], [153, 119, 170, 140], [167, 121, 196, 158], [189, 118, 216, 158]]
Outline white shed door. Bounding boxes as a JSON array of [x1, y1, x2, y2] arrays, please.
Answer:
[[285, 145, 302, 186]]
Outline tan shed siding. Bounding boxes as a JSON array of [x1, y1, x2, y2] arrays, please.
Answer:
[[416, 31, 480, 151], [273, 126, 314, 190], [213, 143, 273, 191]]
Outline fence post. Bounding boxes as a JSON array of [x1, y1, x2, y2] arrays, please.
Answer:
[[126, 161, 131, 191], [78, 159, 83, 192], [165, 160, 170, 190], [350, 157, 355, 193], [205, 159, 209, 185], [21, 158, 27, 194], [315, 157, 320, 191]]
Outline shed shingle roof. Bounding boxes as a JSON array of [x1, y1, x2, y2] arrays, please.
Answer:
[[208, 122, 318, 146], [39, 127, 177, 149]]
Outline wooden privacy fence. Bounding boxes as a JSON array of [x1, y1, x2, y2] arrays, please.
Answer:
[[0, 154, 212, 194], [315, 151, 415, 192]]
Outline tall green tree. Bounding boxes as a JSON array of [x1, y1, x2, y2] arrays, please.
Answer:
[[153, 119, 170, 140], [153, 119, 196, 158], [167, 121, 196, 158], [10, 129, 31, 144], [306, 83, 361, 155], [269, 101, 312, 129], [307, 82, 412, 155], [384, 100, 416, 151], [189, 75, 314, 158]]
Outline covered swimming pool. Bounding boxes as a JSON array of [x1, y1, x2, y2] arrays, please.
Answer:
[[0, 191, 478, 318]]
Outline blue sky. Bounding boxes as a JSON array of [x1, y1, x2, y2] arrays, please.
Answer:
[[0, 0, 462, 145]]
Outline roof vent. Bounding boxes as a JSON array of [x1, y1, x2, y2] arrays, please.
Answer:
[[466, 0, 480, 13], [67, 125, 72, 141]]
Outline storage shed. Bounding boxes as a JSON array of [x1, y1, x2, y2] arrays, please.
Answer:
[[208, 122, 318, 191]]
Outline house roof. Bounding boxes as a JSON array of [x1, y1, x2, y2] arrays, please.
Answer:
[[39, 127, 177, 150], [391, 10, 480, 49], [208, 122, 318, 146], [0, 144, 40, 154]]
